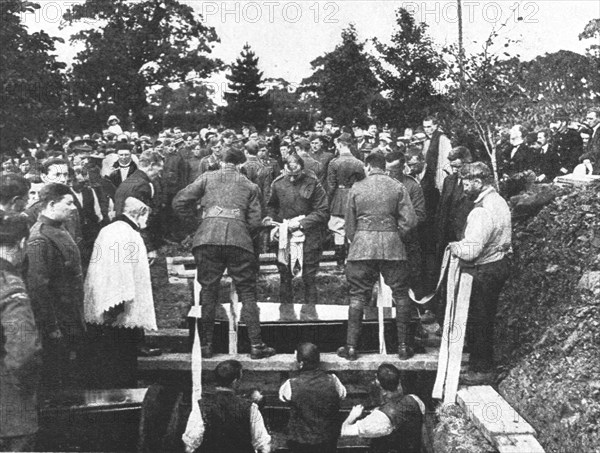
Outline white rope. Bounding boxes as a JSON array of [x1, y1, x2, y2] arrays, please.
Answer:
[[182, 271, 204, 452]]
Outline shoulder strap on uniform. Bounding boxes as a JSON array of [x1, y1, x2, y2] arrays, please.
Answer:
[[272, 174, 285, 184]]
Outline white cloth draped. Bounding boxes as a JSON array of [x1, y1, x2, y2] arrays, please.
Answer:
[[272, 216, 305, 277], [84, 220, 157, 330]]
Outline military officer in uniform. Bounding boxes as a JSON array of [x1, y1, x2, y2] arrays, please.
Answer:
[[265, 153, 329, 305], [337, 153, 417, 361], [27, 183, 86, 391], [327, 133, 365, 266], [173, 148, 276, 360], [294, 138, 326, 186], [241, 140, 273, 213], [385, 150, 429, 351], [242, 140, 274, 257], [0, 213, 41, 452]]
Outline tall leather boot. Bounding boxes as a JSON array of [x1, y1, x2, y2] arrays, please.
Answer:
[[199, 287, 218, 358], [337, 302, 363, 361], [302, 274, 318, 305], [396, 297, 414, 360], [279, 270, 293, 304], [408, 322, 426, 354], [335, 244, 346, 267]]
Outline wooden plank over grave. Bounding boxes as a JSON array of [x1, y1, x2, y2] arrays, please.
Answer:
[[457, 385, 544, 453], [140, 351, 468, 373]]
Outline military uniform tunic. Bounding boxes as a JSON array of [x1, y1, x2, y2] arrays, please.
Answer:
[[172, 164, 264, 346], [344, 169, 418, 347], [27, 215, 86, 391], [267, 172, 329, 304]]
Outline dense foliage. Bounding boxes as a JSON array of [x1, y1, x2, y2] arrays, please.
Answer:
[[0, 0, 65, 150], [372, 8, 447, 126], [300, 24, 380, 126], [1, 3, 598, 155], [63, 0, 221, 132]]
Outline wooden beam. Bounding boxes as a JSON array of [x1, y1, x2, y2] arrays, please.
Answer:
[[41, 388, 148, 415], [140, 351, 468, 373], [457, 385, 543, 452], [167, 258, 339, 283]]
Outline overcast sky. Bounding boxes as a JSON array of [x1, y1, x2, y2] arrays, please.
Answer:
[[23, 0, 599, 90]]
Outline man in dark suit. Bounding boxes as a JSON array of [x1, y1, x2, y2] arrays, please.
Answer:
[[584, 109, 600, 162], [498, 125, 535, 197], [108, 146, 137, 187], [114, 150, 164, 252], [406, 148, 439, 304], [435, 146, 474, 260], [549, 109, 583, 174], [173, 148, 276, 360], [499, 125, 533, 177], [68, 167, 103, 270], [433, 146, 475, 328], [337, 153, 417, 361], [114, 150, 163, 215], [534, 129, 561, 182]]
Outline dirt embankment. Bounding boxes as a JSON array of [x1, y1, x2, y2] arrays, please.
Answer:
[[496, 183, 600, 452]]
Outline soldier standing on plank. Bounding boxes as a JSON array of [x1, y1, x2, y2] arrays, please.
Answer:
[[337, 153, 417, 361], [173, 148, 276, 360], [264, 153, 329, 305]]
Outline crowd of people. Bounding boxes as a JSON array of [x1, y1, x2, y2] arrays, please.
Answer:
[[1, 107, 599, 451]]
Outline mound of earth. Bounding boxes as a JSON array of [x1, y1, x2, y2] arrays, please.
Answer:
[[496, 182, 600, 452]]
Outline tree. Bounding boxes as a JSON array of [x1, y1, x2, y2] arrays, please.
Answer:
[[444, 21, 529, 185], [147, 81, 217, 133], [64, 0, 221, 132], [263, 78, 312, 129], [0, 0, 65, 152], [519, 51, 600, 102], [372, 8, 446, 127], [222, 43, 270, 129], [301, 24, 380, 126], [579, 18, 600, 59]]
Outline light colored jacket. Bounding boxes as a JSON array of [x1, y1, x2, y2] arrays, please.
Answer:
[[452, 187, 512, 265]]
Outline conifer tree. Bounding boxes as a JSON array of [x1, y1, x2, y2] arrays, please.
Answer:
[[223, 43, 270, 128]]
